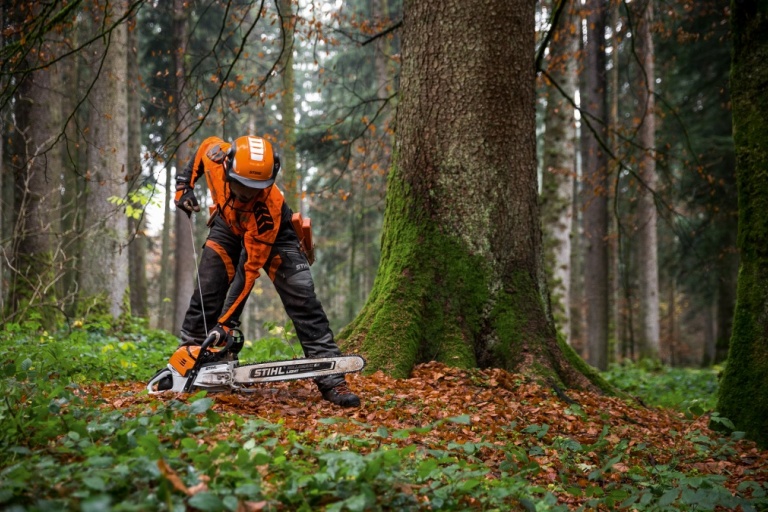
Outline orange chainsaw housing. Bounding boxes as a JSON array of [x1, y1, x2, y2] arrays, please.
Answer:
[[170, 344, 229, 376], [169, 346, 201, 376]]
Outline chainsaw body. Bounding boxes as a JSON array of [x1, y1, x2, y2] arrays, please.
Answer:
[[147, 332, 365, 394]]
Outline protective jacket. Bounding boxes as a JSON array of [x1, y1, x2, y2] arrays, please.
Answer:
[[179, 136, 284, 326]]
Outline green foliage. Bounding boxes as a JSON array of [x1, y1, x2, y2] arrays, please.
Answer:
[[108, 184, 161, 220], [603, 360, 719, 414], [1, 322, 765, 511]]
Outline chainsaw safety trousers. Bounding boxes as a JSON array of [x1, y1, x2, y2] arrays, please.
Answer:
[[180, 213, 345, 392]]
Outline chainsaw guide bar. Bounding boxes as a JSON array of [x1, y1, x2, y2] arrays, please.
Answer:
[[147, 355, 366, 394]]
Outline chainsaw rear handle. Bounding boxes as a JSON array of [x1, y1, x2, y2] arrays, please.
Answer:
[[182, 330, 241, 392]]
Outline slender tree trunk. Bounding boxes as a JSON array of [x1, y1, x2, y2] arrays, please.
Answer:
[[127, 19, 148, 318], [609, 0, 623, 358], [716, 0, 768, 448], [541, 0, 578, 343], [8, 17, 63, 326], [80, 0, 130, 318], [715, 226, 737, 363], [340, 0, 605, 392], [0, 5, 5, 313], [60, 16, 88, 317], [581, 0, 610, 370], [158, 171, 173, 328], [172, 2, 194, 334], [634, 0, 660, 361], [278, 0, 298, 210]]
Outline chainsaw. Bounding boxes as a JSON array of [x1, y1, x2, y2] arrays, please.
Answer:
[[147, 330, 365, 394]]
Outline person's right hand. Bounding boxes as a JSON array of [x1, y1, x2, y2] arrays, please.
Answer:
[[174, 182, 200, 216], [209, 324, 233, 347]]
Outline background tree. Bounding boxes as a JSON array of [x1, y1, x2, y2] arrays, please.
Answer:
[[540, 0, 579, 344], [6, 3, 63, 327], [339, 0, 601, 390], [716, 0, 768, 448], [633, 0, 660, 360], [78, 0, 130, 317], [581, 0, 610, 370], [171, 1, 194, 333]]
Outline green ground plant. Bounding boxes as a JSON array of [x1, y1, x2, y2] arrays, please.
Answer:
[[0, 320, 765, 511], [602, 360, 720, 415]]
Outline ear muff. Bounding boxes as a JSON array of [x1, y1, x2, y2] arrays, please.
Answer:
[[272, 152, 281, 181], [224, 144, 236, 182]]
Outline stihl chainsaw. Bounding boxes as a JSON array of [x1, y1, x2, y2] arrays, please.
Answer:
[[147, 330, 365, 394]]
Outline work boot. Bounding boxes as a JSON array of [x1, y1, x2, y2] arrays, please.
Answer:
[[321, 382, 361, 408]]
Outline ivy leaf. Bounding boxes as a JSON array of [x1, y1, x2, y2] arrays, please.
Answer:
[[188, 492, 224, 512], [447, 414, 471, 425]]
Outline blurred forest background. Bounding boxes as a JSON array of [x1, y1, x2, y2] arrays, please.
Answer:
[[0, 0, 735, 369]]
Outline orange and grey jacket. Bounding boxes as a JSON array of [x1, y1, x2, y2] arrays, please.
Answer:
[[178, 136, 284, 326]]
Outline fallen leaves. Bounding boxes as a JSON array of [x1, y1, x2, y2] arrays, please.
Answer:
[[92, 362, 768, 509]]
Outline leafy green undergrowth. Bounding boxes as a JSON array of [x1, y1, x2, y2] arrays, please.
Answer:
[[602, 360, 720, 414], [1, 321, 766, 511]]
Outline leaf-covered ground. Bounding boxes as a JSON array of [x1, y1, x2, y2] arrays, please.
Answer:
[[90, 362, 768, 511]]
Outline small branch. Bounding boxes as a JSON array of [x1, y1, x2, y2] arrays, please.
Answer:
[[361, 20, 402, 47], [535, 0, 567, 74]]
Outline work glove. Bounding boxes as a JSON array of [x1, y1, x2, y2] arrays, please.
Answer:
[[174, 176, 200, 216], [209, 324, 233, 348]]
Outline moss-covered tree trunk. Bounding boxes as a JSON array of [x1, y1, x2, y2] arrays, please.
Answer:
[[339, 0, 602, 390], [716, 0, 768, 448]]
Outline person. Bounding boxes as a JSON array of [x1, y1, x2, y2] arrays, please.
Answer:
[[172, 134, 360, 407]]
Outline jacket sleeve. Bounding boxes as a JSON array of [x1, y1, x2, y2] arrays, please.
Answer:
[[177, 137, 226, 188]]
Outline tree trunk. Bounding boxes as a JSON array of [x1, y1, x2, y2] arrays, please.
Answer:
[[79, 0, 129, 318], [715, 226, 738, 363], [8, 21, 63, 327], [716, 0, 768, 448], [158, 166, 173, 329], [278, 0, 298, 210], [609, 0, 623, 358], [172, 2, 195, 334], [634, 0, 660, 361], [581, 0, 610, 370], [339, 0, 604, 391], [540, 0, 578, 343], [127, 19, 148, 319], [59, 15, 89, 318]]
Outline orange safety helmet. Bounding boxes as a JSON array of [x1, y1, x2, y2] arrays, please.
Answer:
[[226, 135, 281, 189]]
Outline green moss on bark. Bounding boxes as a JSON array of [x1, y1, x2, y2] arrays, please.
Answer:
[[340, 166, 610, 394], [715, 4, 768, 448]]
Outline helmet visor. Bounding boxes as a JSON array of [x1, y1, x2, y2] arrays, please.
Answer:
[[228, 170, 275, 189]]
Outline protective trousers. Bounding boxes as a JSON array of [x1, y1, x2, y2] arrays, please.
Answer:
[[180, 213, 344, 392]]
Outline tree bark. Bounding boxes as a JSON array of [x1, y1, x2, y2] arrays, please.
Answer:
[[634, 0, 660, 360], [8, 12, 63, 326], [716, 0, 768, 448], [278, 0, 298, 211], [79, 0, 130, 318], [541, 0, 578, 343], [172, 1, 195, 334], [581, 0, 610, 370], [127, 18, 148, 319], [339, 0, 604, 391]]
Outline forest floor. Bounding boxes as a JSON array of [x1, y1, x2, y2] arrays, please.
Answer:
[[88, 362, 768, 511]]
